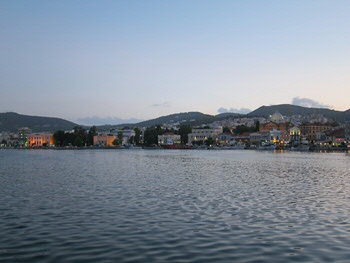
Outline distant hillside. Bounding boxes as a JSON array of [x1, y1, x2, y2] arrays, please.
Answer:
[[248, 104, 348, 122], [0, 112, 78, 132], [96, 112, 243, 130], [135, 112, 215, 127]]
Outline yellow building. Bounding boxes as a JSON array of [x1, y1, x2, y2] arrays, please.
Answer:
[[93, 135, 116, 147], [27, 133, 54, 147]]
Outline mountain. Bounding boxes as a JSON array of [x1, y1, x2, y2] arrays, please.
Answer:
[[134, 112, 215, 127], [95, 112, 244, 130], [248, 104, 348, 122], [0, 112, 78, 132]]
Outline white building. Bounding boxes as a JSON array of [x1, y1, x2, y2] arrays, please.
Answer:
[[158, 132, 181, 145], [188, 126, 223, 145], [249, 132, 270, 145]]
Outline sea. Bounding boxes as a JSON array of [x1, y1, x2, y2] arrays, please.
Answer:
[[0, 149, 350, 262]]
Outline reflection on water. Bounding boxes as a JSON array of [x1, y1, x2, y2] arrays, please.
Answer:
[[0, 149, 350, 262]]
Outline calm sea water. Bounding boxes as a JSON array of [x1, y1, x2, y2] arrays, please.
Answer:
[[0, 149, 350, 262]]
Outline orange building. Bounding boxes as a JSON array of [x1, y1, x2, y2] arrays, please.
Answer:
[[93, 135, 116, 147], [27, 133, 54, 147]]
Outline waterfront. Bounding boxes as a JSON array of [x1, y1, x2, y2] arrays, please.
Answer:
[[1, 149, 350, 262]]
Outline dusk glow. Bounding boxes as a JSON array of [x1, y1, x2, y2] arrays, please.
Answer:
[[1, 1, 349, 123]]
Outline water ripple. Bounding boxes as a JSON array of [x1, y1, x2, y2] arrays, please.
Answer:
[[0, 150, 350, 262]]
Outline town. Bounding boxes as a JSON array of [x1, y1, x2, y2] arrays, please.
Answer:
[[1, 110, 349, 152]]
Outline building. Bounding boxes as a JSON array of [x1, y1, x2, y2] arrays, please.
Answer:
[[259, 121, 290, 132], [217, 133, 235, 145], [104, 129, 136, 146], [121, 129, 136, 145], [269, 129, 282, 143], [300, 123, 332, 141], [270, 111, 285, 123], [188, 126, 223, 145], [232, 132, 251, 144], [326, 128, 345, 146], [289, 126, 301, 142], [158, 132, 181, 145], [93, 135, 116, 147], [27, 133, 54, 147], [249, 132, 270, 145], [18, 127, 31, 146]]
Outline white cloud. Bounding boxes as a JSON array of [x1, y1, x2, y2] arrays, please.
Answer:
[[217, 107, 251, 114], [292, 97, 331, 108]]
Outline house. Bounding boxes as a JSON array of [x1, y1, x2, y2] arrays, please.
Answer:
[[289, 126, 301, 142], [93, 135, 116, 147], [188, 126, 223, 145], [27, 133, 54, 147], [300, 122, 332, 141], [249, 132, 270, 145], [326, 128, 345, 146], [158, 132, 181, 145], [269, 129, 282, 143], [217, 132, 234, 145]]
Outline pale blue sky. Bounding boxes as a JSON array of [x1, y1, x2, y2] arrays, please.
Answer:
[[1, 1, 349, 124]]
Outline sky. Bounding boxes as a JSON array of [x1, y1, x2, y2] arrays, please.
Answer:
[[1, 1, 349, 125]]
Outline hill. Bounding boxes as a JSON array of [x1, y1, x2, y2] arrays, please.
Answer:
[[131, 112, 215, 127], [0, 112, 78, 132], [98, 112, 244, 130], [248, 104, 348, 122]]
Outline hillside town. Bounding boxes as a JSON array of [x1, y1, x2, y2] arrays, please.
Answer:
[[1, 110, 349, 152]]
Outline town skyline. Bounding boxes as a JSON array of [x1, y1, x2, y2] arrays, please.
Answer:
[[1, 102, 349, 130], [1, 1, 349, 123]]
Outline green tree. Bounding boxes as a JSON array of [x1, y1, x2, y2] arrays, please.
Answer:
[[117, 131, 123, 145], [53, 130, 65, 147], [112, 138, 119, 146], [233, 125, 255, 135], [134, 127, 142, 145], [72, 126, 88, 147], [205, 137, 214, 146], [178, 125, 192, 145], [87, 126, 97, 146], [223, 127, 232, 134], [255, 121, 260, 132], [143, 127, 159, 146]]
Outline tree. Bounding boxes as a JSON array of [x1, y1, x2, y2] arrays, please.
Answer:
[[205, 137, 214, 146], [117, 131, 123, 145], [112, 138, 119, 146], [134, 127, 142, 145], [255, 120, 260, 132], [53, 130, 65, 147], [87, 126, 97, 146], [178, 125, 192, 145], [143, 127, 159, 146], [72, 126, 88, 147], [223, 127, 232, 134], [233, 125, 255, 135]]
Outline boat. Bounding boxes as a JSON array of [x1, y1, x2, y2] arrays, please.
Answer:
[[160, 144, 192, 149], [258, 142, 276, 150], [220, 142, 246, 150], [291, 140, 310, 151]]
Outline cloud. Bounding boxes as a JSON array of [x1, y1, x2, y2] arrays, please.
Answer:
[[152, 102, 171, 108], [76, 116, 143, 126], [217, 107, 251, 114], [292, 97, 331, 108]]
